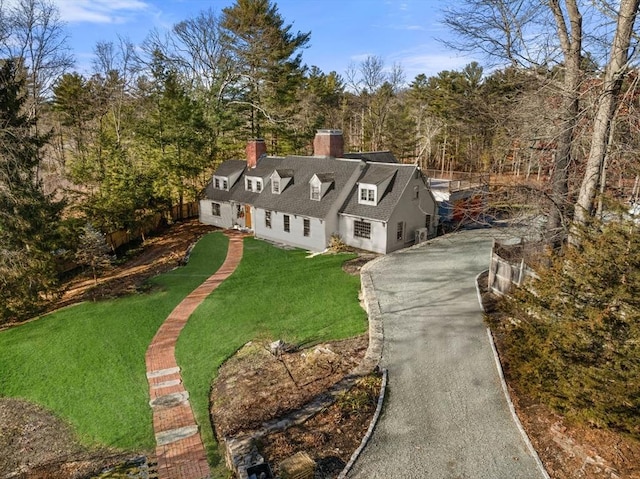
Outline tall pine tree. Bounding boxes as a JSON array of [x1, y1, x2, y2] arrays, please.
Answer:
[[220, 0, 310, 143], [0, 59, 64, 322]]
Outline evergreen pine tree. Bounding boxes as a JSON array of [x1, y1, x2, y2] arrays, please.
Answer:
[[220, 0, 310, 140], [498, 218, 640, 436], [75, 223, 112, 284], [0, 59, 64, 322]]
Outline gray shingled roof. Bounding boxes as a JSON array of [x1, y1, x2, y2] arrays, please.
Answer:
[[213, 159, 246, 177], [314, 173, 335, 183], [359, 165, 397, 185], [203, 157, 282, 202], [249, 158, 284, 178], [275, 168, 294, 178], [340, 163, 418, 222], [253, 156, 363, 218], [203, 154, 417, 223], [343, 151, 398, 163]]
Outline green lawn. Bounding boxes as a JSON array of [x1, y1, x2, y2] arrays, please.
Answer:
[[176, 237, 367, 471], [0, 233, 367, 475], [0, 232, 229, 450]]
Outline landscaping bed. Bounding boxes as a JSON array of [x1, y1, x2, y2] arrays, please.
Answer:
[[479, 271, 640, 479], [210, 336, 381, 478]]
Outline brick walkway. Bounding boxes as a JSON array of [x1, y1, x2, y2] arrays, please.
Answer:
[[145, 232, 245, 479]]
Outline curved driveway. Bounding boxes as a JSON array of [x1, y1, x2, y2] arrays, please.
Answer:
[[349, 229, 546, 479]]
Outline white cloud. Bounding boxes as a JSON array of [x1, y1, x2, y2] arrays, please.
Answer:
[[55, 0, 150, 24], [389, 50, 477, 79], [350, 53, 374, 62]]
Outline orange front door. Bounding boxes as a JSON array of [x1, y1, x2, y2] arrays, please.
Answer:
[[244, 205, 252, 228]]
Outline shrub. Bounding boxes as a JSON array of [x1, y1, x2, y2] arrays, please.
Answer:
[[497, 219, 640, 437]]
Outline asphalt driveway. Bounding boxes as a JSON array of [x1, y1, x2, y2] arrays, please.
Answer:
[[348, 228, 546, 479]]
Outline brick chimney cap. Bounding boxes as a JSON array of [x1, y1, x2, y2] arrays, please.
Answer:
[[316, 129, 342, 135]]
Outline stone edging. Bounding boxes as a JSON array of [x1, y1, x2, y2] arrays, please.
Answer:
[[337, 368, 387, 479], [223, 255, 387, 478], [475, 271, 550, 479]]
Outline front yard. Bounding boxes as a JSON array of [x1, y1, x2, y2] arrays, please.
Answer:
[[0, 227, 367, 477]]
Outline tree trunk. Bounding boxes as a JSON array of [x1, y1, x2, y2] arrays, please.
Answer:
[[548, 0, 582, 247], [572, 0, 640, 238]]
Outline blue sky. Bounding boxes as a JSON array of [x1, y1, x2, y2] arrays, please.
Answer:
[[53, 0, 474, 81]]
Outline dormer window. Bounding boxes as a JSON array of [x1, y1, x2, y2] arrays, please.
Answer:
[[245, 177, 263, 192], [358, 185, 377, 205], [271, 169, 293, 194], [214, 176, 229, 190], [360, 187, 375, 202], [309, 173, 334, 201]]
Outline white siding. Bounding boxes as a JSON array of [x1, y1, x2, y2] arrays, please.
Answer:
[[254, 209, 327, 251], [339, 216, 387, 254], [386, 175, 438, 252], [199, 200, 233, 229]]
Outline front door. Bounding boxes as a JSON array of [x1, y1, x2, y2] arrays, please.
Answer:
[[244, 204, 252, 229]]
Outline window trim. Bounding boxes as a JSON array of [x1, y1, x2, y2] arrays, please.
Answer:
[[214, 177, 220, 189], [311, 185, 321, 201], [397, 221, 404, 242], [353, 219, 371, 239], [265, 210, 272, 228], [303, 218, 310, 237], [358, 185, 376, 205], [272, 179, 280, 194], [283, 214, 290, 233], [256, 179, 262, 192], [211, 202, 221, 217]]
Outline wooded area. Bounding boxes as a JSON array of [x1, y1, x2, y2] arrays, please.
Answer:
[[1, 0, 639, 324]]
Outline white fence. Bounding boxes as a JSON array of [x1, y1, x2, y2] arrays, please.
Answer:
[[488, 239, 537, 295]]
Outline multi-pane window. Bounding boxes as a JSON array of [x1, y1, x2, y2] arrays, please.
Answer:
[[247, 179, 253, 191], [360, 187, 375, 203], [272, 180, 280, 193], [214, 178, 220, 189], [354, 220, 371, 239], [284, 214, 290, 232], [397, 222, 404, 241], [265, 211, 272, 228], [311, 185, 320, 200], [303, 218, 310, 237], [222, 179, 228, 190], [425, 214, 431, 229], [256, 180, 262, 192], [211, 202, 221, 217]]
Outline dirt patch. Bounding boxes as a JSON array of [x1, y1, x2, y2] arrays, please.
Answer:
[[341, 254, 378, 276], [211, 336, 369, 438], [54, 219, 217, 309], [478, 272, 640, 479], [211, 336, 380, 479], [0, 398, 133, 479], [258, 374, 382, 479]]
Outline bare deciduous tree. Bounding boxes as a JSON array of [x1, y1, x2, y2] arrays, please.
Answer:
[[572, 0, 640, 233]]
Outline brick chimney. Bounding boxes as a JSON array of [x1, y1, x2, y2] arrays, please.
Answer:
[[313, 129, 344, 158], [246, 139, 267, 169]]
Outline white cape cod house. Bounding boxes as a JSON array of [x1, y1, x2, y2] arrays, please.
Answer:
[[200, 130, 438, 254]]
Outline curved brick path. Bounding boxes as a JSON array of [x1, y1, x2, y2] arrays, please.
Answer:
[[145, 232, 245, 479]]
